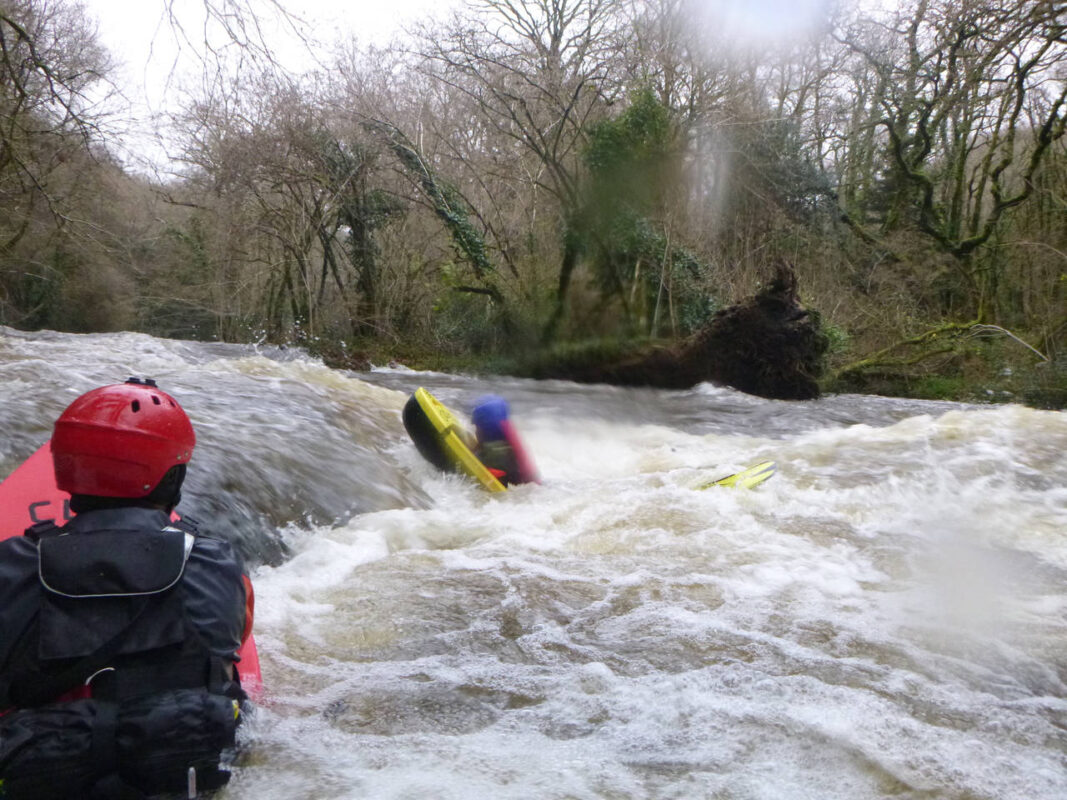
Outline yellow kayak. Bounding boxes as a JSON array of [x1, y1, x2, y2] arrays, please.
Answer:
[[402, 387, 506, 492]]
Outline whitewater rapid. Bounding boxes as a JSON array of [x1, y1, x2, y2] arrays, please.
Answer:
[[2, 328, 1065, 799]]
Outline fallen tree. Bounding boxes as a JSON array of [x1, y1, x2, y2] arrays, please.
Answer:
[[516, 263, 829, 400]]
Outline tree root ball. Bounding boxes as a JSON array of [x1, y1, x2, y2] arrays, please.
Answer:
[[531, 263, 828, 400]]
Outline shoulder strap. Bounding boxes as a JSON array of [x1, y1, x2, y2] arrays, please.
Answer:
[[168, 515, 200, 535], [23, 520, 62, 543]]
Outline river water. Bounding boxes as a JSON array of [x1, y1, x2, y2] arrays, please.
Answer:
[[2, 328, 1065, 799]]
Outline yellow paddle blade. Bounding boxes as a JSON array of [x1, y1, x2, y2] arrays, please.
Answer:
[[697, 460, 777, 490]]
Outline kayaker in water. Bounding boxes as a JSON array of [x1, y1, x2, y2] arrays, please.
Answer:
[[0, 378, 250, 799], [471, 394, 540, 487]]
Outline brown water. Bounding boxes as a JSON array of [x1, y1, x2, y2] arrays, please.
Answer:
[[3, 327, 1065, 800]]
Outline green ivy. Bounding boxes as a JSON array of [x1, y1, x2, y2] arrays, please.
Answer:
[[575, 88, 715, 334]]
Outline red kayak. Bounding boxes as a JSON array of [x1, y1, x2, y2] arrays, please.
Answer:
[[0, 442, 263, 694]]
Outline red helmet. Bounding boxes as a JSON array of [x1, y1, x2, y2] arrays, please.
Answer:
[[51, 378, 196, 498]]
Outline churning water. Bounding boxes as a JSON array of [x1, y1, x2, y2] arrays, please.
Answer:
[[2, 328, 1065, 799]]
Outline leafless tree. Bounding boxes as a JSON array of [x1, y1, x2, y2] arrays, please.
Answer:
[[836, 0, 1067, 321], [415, 0, 627, 339], [0, 0, 120, 325]]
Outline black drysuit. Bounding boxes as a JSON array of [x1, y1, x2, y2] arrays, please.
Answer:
[[0, 506, 247, 798]]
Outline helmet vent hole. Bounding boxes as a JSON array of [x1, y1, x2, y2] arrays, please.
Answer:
[[152, 396, 161, 405], [131, 400, 141, 413]]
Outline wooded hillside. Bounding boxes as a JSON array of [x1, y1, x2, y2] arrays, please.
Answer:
[[2, 0, 1064, 401]]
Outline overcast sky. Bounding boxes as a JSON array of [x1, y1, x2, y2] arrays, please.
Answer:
[[82, 0, 448, 77], [78, 0, 833, 169], [79, 0, 454, 167], [82, 0, 833, 111]]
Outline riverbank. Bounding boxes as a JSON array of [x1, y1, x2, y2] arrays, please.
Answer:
[[824, 333, 1066, 409], [307, 336, 1066, 411]]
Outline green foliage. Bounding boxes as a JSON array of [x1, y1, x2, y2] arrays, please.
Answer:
[[912, 375, 970, 400], [678, 294, 719, 334], [323, 138, 405, 243], [575, 88, 713, 335], [821, 322, 851, 355], [585, 88, 675, 212]]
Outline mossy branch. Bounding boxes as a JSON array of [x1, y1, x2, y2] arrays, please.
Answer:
[[835, 320, 979, 377]]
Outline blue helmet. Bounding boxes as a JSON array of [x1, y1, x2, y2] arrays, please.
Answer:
[[471, 394, 510, 439]]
